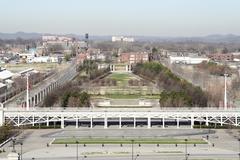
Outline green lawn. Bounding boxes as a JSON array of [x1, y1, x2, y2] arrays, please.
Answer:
[[108, 73, 134, 85], [93, 94, 160, 99], [99, 94, 141, 99], [108, 73, 131, 81], [53, 138, 207, 145]]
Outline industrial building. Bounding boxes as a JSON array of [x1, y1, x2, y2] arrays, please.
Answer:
[[169, 56, 209, 64]]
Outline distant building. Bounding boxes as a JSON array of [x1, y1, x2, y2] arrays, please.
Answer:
[[42, 35, 75, 51], [169, 56, 209, 64], [149, 53, 161, 61], [97, 63, 109, 70], [77, 48, 106, 63], [42, 35, 73, 42], [17, 48, 38, 63], [42, 35, 57, 41], [76, 41, 88, 49], [120, 52, 149, 64], [0, 83, 7, 94], [5, 79, 14, 88], [0, 68, 14, 82], [112, 36, 134, 42], [207, 53, 234, 62], [77, 53, 87, 64], [36, 46, 46, 56], [17, 68, 36, 77], [18, 52, 35, 63], [30, 56, 58, 63], [232, 52, 240, 56]]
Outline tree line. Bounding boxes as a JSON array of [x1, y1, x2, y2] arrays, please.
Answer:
[[43, 83, 90, 107], [77, 60, 110, 80], [0, 125, 15, 144], [133, 62, 208, 107], [43, 60, 110, 107], [195, 61, 236, 76]]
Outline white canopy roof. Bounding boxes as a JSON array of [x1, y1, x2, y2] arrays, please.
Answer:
[[0, 70, 14, 80]]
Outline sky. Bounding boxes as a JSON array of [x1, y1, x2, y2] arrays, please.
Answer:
[[0, 0, 240, 37]]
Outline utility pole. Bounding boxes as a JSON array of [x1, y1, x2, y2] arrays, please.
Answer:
[[131, 140, 134, 160], [26, 73, 30, 111], [224, 73, 228, 110]]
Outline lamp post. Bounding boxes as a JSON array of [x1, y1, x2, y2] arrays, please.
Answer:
[[224, 73, 228, 110], [131, 140, 134, 160], [20, 142, 23, 160], [238, 138, 240, 160], [82, 155, 87, 160], [76, 141, 79, 160], [185, 139, 189, 160], [11, 138, 16, 153], [134, 154, 139, 160]]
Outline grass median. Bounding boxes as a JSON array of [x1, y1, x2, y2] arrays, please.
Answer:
[[93, 94, 160, 99], [53, 138, 207, 145]]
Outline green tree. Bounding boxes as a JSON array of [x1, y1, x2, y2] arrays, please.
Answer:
[[48, 44, 64, 53], [133, 62, 208, 107], [71, 46, 77, 57], [0, 125, 13, 143], [61, 92, 71, 107], [64, 54, 71, 61], [152, 47, 158, 54], [43, 93, 58, 107]]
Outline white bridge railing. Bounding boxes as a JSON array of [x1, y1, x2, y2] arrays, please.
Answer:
[[1, 109, 239, 129]]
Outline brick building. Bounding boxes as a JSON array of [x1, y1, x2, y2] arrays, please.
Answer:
[[120, 52, 149, 64], [77, 53, 87, 64], [207, 53, 234, 62]]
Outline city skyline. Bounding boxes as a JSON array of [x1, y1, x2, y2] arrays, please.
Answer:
[[0, 0, 240, 36]]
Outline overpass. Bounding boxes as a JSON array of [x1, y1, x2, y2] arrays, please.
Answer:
[[0, 109, 239, 129], [3, 62, 78, 109]]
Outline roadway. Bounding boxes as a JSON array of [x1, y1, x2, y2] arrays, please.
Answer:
[[22, 154, 240, 160], [4, 61, 78, 109]]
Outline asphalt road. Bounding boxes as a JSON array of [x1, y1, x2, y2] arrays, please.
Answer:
[[23, 154, 240, 160]]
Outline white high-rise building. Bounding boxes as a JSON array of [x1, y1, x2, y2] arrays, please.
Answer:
[[112, 36, 134, 42]]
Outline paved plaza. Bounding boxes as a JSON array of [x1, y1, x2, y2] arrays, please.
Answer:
[[0, 128, 239, 160]]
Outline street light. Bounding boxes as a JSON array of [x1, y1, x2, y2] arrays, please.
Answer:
[[131, 140, 134, 160], [238, 138, 240, 160], [20, 142, 23, 160], [76, 141, 79, 160], [82, 155, 87, 160], [11, 138, 16, 153], [224, 73, 228, 110], [185, 139, 189, 160], [134, 154, 139, 160]]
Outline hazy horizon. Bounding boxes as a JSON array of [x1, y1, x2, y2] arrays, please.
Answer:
[[1, 31, 240, 38], [1, 0, 240, 37]]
